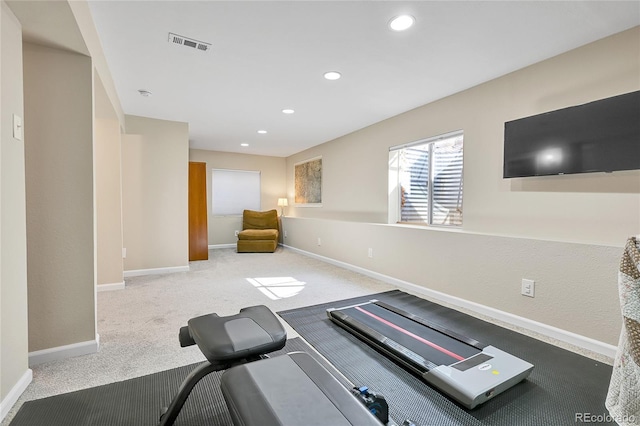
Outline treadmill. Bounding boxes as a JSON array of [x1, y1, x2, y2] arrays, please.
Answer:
[[327, 300, 534, 409]]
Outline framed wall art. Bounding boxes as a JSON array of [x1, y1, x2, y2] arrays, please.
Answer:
[[294, 156, 322, 206]]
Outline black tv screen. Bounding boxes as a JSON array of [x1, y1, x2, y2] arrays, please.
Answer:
[[503, 91, 640, 178]]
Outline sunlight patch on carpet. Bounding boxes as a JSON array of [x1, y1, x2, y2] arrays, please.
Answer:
[[246, 276, 306, 300]]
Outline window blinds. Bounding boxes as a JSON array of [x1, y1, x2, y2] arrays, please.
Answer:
[[211, 169, 260, 215]]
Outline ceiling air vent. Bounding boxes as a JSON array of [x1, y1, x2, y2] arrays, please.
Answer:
[[168, 32, 211, 53]]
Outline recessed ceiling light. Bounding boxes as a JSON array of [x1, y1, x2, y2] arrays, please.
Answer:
[[389, 15, 415, 31], [324, 71, 342, 81], [241, 143, 249, 147], [282, 109, 295, 114], [138, 89, 153, 97], [257, 130, 267, 134]]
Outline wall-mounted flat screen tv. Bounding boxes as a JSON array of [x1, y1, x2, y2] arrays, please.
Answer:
[[503, 91, 640, 178]]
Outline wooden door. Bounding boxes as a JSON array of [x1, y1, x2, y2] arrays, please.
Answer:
[[189, 162, 208, 260]]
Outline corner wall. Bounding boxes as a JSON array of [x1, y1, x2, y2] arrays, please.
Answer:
[[121, 115, 189, 273], [0, 1, 30, 417], [95, 72, 123, 288], [23, 42, 96, 354]]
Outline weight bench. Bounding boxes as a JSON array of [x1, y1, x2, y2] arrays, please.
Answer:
[[159, 305, 381, 426]]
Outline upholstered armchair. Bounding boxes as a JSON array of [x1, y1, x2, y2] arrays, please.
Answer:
[[236, 209, 279, 253]]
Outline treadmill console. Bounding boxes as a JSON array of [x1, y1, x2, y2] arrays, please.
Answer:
[[425, 346, 533, 409], [451, 353, 493, 372]]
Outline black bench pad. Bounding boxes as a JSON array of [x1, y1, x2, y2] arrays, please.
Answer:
[[221, 352, 381, 426], [187, 305, 286, 363]]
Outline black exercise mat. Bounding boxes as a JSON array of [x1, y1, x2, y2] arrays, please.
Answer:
[[278, 290, 615, 426], [10, 337, 329, 426]]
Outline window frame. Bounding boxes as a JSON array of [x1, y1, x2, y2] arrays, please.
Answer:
[[388, 130, 464, 227]]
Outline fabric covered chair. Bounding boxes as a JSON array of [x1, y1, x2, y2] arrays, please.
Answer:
[[237, 209, 279, 253]]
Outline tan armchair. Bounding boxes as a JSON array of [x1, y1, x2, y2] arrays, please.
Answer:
[[237, 209, 279, 253]]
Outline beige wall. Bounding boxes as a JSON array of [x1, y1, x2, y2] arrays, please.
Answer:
[[122, 115, 189, 272], [287, 27, 640, 246], [23, 42, 96, 351], [95, 72, 123, 286], [283, 28, 640, 348], [1, 0, 29, 406], [283, 218, 622, 346], [189, 149, 286, 245]]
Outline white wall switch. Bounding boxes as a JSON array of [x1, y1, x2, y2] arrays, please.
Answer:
[[13, 114, 23, 141], [122, 248, 127, 259], [317, 237, 321, 246], [368, 248, 373, 258]]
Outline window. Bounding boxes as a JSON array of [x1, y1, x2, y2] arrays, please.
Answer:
[[211, 169, 260, 215], [389, 131, 463, 226]]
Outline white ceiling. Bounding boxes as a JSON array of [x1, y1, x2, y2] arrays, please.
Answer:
[[87, 1, 639, 157]]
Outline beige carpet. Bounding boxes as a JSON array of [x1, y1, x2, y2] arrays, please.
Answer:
[[3, 247, 394, 425]]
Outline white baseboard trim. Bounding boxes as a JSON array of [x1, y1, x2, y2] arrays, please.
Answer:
[[284, 245, 617, 361], [0, 368, 32, 422], [97, 281, 125, 292], [28, 334, 100, 367], [123, 265, 190, 278], [209, 244, 236, 249]]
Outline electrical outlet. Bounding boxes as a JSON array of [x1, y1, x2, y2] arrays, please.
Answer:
[[284, 230, 288, 238], [122, 248, 127, 259], [368, 248, 373, 258], [521, 279, 535, 298], [234, 230, 239, 237], [317, 237, 322, 246]]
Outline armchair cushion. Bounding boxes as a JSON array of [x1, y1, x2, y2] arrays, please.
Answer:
[[238, 229, 279, 241]]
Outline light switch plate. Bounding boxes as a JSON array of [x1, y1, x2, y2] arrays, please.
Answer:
[[13, 114, 23, 141]]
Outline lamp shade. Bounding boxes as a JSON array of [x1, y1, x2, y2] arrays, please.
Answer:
[[277, 198, 288, 207]]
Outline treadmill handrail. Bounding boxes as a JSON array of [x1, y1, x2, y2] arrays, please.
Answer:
[[374, 301, 486, 350]]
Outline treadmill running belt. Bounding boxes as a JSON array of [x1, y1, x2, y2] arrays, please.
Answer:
[[340, 303, 480, 367]]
